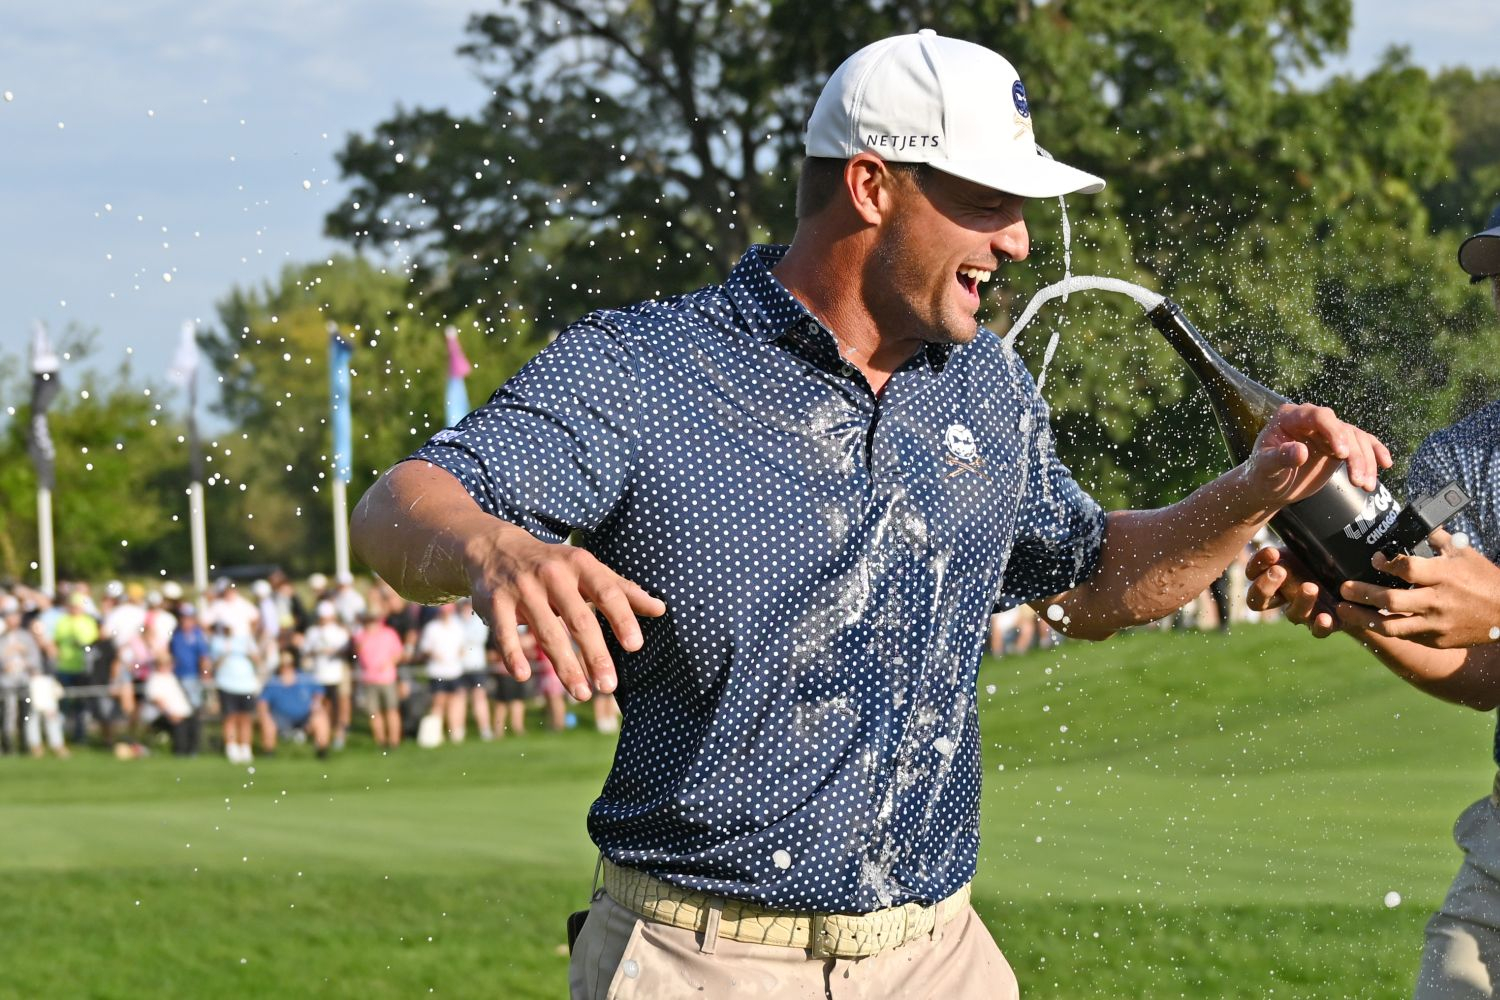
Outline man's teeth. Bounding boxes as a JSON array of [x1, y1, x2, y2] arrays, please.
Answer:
[[957, 266, 992, 284]]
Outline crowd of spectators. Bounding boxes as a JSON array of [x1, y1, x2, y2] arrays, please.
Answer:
[[0, 570, 617, 763], [987, 537, 1277, 656], [0, 540, 1270, 762]]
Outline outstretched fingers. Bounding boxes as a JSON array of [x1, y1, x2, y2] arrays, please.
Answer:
[[516, 576, 592, 700], [554, 586, 618, 697], [488, 597, 532, 682], [581, 568, 666, 655]]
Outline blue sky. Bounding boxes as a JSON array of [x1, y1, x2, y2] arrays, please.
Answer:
[[2, 0, 1497, 416]]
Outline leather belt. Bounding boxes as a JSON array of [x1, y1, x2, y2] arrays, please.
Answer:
[[601, 858, 970, 959]]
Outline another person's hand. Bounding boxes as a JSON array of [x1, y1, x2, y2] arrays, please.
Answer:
[[1243, 404, 1392, 509], [1335, 529, 1500, 649], [466, 523, 666, 701], [1245, 545, 1342, 638]]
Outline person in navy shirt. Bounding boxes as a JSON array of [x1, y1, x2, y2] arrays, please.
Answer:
[[256, 650, 332, 759], [354, 31, 1388, 999], [1250, 204, 1500, 999]]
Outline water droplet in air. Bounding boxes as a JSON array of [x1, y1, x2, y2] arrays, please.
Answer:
[[3, 91, 13, 102], [162, 273, 172, 283], [933, 736, 956, 756], [302, 180, 312, 190], [1490, 627, 1499, 641], [772, 849, 792, 869], [1045, 604, 1064, 622], [1384, 891, 1401, 908], [1453, 532, 1471, 549]]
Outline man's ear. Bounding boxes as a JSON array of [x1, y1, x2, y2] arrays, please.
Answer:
[[843, 153, 897, 226]]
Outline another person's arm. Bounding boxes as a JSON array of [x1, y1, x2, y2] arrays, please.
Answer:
[[1337, 530, 1500, 649], [1045, 403, 1389, 639], [1247, 543, 1500, 709]]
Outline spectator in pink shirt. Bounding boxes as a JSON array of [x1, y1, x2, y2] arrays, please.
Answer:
[[352, 610, 404, 750]]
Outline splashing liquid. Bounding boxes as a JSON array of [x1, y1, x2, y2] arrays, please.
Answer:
[[1003, 275, 1165, 394], [1058, 196, 1073, 302]]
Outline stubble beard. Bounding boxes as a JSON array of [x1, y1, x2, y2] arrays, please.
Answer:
[[865, 213, 979, 348]]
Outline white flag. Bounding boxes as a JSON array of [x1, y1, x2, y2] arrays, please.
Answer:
[[30, 321, 59, 375], [167, 320, 198, 386]]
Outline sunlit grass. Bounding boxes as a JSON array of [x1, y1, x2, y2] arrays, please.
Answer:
[[0, 624, 1487, 998]]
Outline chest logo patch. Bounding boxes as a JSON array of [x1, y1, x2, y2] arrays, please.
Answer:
[[944, 423, 987, 479]]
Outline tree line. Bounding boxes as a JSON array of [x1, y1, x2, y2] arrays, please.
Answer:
[[2, 0, 1496, 581]]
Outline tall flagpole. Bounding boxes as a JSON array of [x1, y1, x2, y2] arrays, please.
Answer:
[[36, 489, 54, 596], [328, 322, 354, 580], [169, 321, 209, 596], [26, 323, 61, 595]]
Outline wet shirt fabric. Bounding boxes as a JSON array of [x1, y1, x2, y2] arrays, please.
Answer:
[[409, 243, 1106, 913], [1407, 399, 1500, 764]]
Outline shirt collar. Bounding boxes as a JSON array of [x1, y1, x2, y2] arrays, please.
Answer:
[[723, 244, 954, 373]]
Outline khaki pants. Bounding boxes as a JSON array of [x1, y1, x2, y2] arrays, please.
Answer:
[[1416, 790, 1500, 998], [569, 890, 1019, 999]]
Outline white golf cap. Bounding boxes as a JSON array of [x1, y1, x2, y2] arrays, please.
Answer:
[[805, 30, 1104, 199]]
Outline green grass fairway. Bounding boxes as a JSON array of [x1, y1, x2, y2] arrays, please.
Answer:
[[1, 624, 1492, 998]]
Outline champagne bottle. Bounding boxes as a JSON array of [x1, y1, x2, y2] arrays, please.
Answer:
[[1146, 299, 1467, 592]]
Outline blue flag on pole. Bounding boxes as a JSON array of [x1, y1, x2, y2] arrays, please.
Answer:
[[444, 325, 472, 429], [328, 322, 353, 484]]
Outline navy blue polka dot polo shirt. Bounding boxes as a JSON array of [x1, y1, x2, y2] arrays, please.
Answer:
[[1407, 399, 1500, 763], [409, 244, 1106, 912]]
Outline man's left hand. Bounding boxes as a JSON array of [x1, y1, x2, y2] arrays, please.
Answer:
[[1243, 403, 1392, 509], [1337, 529, 1500, 649]]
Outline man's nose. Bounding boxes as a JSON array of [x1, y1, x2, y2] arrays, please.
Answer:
[[996, 219, 1029, 263]]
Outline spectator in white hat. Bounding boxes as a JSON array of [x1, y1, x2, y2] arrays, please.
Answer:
[[331, 572, 367, 628], [302, 600, 353, 751], [205, 579, 260, 641]]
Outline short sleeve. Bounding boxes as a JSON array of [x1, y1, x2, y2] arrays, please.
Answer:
[[995, 390, 1107, 609], [406, 316, 639, 543]]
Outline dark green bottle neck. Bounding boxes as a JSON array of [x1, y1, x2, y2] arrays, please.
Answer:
[[1147, 299, 1289, 465]]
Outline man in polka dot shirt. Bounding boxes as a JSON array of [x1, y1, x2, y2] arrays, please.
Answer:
[[1249, 205, 1500, 999], [355, 31, 1390, 999]]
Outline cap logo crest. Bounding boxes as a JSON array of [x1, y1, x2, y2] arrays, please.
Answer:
[[1011, 80, 1030, 118]]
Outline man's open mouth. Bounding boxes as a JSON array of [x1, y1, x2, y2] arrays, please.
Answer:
[[956, 265, 992, 302]]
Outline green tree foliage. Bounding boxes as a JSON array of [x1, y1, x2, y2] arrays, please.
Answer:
[[0, 332, 189, 583], [199, 255, 539, 573], [1426, 67, 1500, 230], [322, 1, 1496, 511]]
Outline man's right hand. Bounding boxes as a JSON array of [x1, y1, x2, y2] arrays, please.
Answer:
[[350, 461, 667, 704], [1244, 545, 1343, 638], [464, 522, 666, 701]]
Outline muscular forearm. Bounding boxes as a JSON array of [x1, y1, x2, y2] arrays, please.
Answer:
[[350, 461, 523, 605], [1347, 627, 1500, 711], [1046, 466, 1270, 640], [352, 459, 664, 701]]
